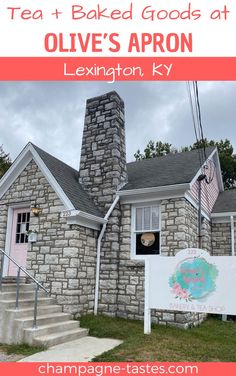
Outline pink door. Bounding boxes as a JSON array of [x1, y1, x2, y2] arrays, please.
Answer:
[[8, 208, 30, 276]]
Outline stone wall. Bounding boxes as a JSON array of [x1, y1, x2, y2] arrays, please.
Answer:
[[211, 222, 233, 256], [79, 91, 127, 213], [0, 160, 98, 315], [100, 197, 208, 327], [161, 198, 211, 254], [79, 91, 128, 317]]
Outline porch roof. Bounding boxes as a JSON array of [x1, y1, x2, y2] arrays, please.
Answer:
[[212, 190, 236, 214]]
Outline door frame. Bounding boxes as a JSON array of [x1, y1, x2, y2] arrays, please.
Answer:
[[3, 202, 31, 277]]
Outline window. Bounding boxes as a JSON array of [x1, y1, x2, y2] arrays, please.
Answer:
[[15, 212, 30, 244], [132, 204, 160, 257]]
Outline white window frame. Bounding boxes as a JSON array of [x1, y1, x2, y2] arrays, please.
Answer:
[[131, 201, 161, 260]]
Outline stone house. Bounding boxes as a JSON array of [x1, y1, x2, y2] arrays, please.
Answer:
[[0, 91, 235, 328]]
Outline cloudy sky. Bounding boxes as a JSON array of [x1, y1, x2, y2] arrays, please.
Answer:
[[0, 81, 235, 170]]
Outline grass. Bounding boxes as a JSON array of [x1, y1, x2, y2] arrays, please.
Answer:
[[0, 343, 46, 357], [79, 315, 236, 362]]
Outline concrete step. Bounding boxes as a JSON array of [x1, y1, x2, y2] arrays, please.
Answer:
[[15, 312, 72, 328], [0, 277, 27, 284], [0, 283, 35, 292], [0, 297, 55, 308], [0, 290, 46, 300], [0, 282, 89, 347], [33, 327, 89, 347], [24, 321, 81, 343], [5, 305, 62, 318]]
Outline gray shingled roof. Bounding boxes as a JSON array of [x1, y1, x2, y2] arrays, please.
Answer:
[[212, 190, 236, 213], [122, 147, 216, 191], [32, 144, 216, 217], [33, 144, 103, 218]]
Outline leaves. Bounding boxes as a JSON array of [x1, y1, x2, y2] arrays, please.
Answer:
[[134, 138, 236, 190], [0, 145, 11, 178]]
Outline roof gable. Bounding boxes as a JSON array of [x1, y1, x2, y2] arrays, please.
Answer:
[[0, 143, 103, 219]]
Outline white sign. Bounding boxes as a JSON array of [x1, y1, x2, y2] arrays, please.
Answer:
[[144, 248, 236, 333]]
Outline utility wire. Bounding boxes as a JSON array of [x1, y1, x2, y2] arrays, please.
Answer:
[[194, 81, 207, 162], [186, 81, 203, 169]]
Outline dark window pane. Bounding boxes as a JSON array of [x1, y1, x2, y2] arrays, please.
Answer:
[[20, 233, 25, 243], [27, 212, 30, 222], [22, 213, 26, 223], [17, 213, 22, 223], [136, 232, 160, 255], [26, 223, 29, 232], [16, 234, 20, 244], [25, 235, 28, 243], [16, 223, 21, 233]]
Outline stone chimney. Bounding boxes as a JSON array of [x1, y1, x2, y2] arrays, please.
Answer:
[[79, 91, 127, 212]]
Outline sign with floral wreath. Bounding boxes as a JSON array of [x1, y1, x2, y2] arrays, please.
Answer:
[[146, 248, 236, 317], [169, 257, 218, 301]]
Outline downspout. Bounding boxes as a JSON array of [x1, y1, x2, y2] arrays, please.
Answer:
[[94, 195, 120, 315], [197, 174, 206, 248], [230, 215, 235, 256]]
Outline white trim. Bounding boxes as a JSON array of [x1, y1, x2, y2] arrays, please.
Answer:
[[3, 203, 31, 277], [211, 212, 236, 218], [211, 217, 234, 224], [120, 193, 185, 204], [67, 217, 101, 231], [30, 146, 74, 210], [118, 183, 190, 197], [118, 184, 190, 205], [61, 209, 106, 230], [0, 151, 33, 200], [214, 150, 225, 192], [79, 211, 106, 224], [0, 143, 106, 230], [67, 215, 104, 231], [0, 143, 74, 210]]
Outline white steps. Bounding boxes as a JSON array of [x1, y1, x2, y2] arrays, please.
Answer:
[[6, 304, 63, 318], [15, 312, 72, 328], [0, 283, 88, 346], [0, 290, 45, 300], [33, 328, 89, 348], [0, 297, 56, 308]]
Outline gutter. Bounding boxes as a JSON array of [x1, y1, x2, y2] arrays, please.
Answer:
[[117, 183, 190, 197], [94, 195, 120, 315]]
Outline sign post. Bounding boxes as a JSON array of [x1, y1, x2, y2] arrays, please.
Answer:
[[144, 258, 151, 334]]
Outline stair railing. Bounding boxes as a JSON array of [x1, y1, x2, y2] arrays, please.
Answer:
[[0, 248, 49, 329]]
